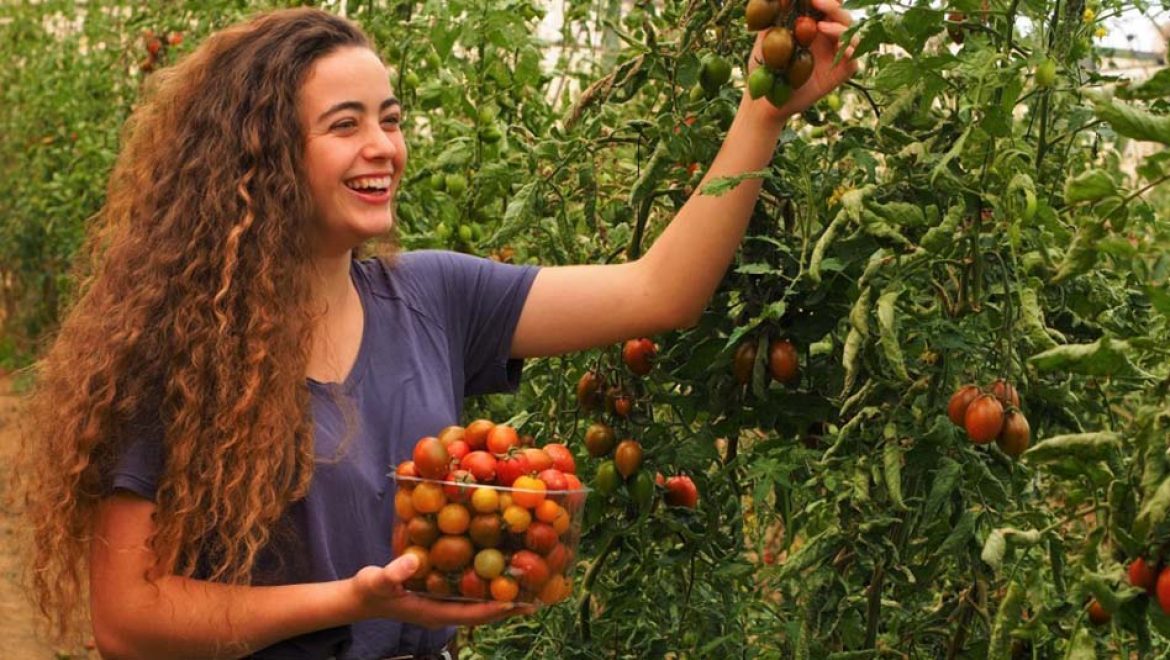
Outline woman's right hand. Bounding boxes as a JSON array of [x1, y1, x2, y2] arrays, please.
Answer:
[[351, 553, 535, 628]]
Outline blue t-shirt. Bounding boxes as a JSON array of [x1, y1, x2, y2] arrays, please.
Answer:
[[110, 251, 539, 659]]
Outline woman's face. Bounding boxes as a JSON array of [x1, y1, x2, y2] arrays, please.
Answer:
[[299, 46, 407, 256]]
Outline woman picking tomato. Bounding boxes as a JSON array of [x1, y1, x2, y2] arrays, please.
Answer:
[[18, 5, 856, 659]]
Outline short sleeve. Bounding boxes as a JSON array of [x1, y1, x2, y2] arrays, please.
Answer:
[[390, 251, 539, 396], [107, 416, 165, 500]]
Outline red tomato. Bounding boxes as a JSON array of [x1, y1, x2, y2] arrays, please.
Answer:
[[412, 436, 450, 479], [543, 443, 576, 474], [1087, 599, 1111, 626], [664, 475, 699, 508], [989, 379, 1021, 408], [395, 460, 419, 479], [525, 522, 559, 554], [437, 425, 465, 446], [622, 338, 657, 376], [794, 16, 818, 47], [460, 567, 489, 599], [614, 440, 643, 479], [523, 447, 554, 473], [767, 339, 799, 385], [464, 419, 495, 450], [429, 535, 474, 572], [468, 513, 502, 548], [964, 394, 1005, 444], [538, 468, 569, 492], [1130, 557, 1157, 594], [442, 469, 476, 502], [947, 385, 982, 427], [496, 452, 531, 487], [425, 570, 452, 596], [445, 440, 470, 464], [1157, 567, 1170, 614], [545, 543, 572, 574], [486, 425, 520, 455], [510, 550, 551, 589], [460, 451, 498, 483]]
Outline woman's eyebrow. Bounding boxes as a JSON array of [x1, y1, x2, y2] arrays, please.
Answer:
[[316, 97, 401, 123]]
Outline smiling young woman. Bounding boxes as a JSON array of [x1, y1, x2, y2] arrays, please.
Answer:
[[17, 4, 856, 659]]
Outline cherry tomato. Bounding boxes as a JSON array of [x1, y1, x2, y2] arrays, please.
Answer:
[[407, 516, 440, 547], [437, 425, 465, 447], [391, 522, 408, 555], [464, 419, 495, 450], [525, 522, 559, 554], [595, 460, 620, 496], [622, 338, 656, 376], [629, 470, 655, 513], [460, 568, 489, 599], [996, 410, 1030, 457], [523, 447, 554, 473], [411, 482, 446, 514], [412, 437, 450, 479], [437, 503, 471, 535], [468, 513, 503, 548], [510, 550, 551, 589], [474, 548, 506, 579], [733, 341, 757, 386], [768, 339, 799, 384], [543, 443, 576, 474], [1130, 557, 1157, 594], [537, 468, 569, 492], [964, 394, 1005, 444], [402, 546, 431, 579], [575, 371, 606, 411], [445, 440, 470, 465], [425, 570, 453, 596], [664, 475, 699, 508], [793, 16, 818, 47], [502, 504, 532, 533], [511, 476, 547, 509], [989, 379, 1021, 408], [745, 0, 780, 31], [545, 542, 573, 575], [429, 535, 473, 572], [470, 486, 500, 513], [614, 440, 643, 479], [394, 490, 416, 520], [395, 460, 419, 479], [535, 500, 570, 535], [947, 385, 982, 427], [1087, 599, 1111, 626], [1156, 567, 1170, 614], [496, 452, 531, 488], [442, 469, 476, 502], [486, 424, 520, 455], [490, 575, 520, 602], [460, 450, 498, 483], [584, 422, 616, 458], [538, 574, 571, 604]]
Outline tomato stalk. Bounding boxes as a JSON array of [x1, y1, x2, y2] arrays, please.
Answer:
[[576, 531, 621, 641]]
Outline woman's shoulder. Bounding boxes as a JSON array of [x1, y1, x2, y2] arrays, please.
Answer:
[[353, 250, 488, 295]]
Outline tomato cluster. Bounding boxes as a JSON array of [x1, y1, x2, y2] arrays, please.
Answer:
[[732, 337, 799, 387], [744, 0, 819, 107], [946, 379, 1030, 457], [1127, 556, 1170, 616], [390, 421, 586, 606]]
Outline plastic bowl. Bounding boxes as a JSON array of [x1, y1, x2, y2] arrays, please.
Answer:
[[389, 473, 588, 606]]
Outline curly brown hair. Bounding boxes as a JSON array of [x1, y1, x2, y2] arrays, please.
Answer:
[[16, 7, 380, 642]]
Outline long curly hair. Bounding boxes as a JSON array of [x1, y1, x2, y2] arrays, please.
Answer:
[[17, 7, 377, 641]]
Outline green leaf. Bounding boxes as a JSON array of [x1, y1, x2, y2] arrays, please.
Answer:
[[1064, 169, 1117, 204], [1022, 432, 1121, 465], [1087, 90, 1170, 145], [1028, 337, 1150, 378]]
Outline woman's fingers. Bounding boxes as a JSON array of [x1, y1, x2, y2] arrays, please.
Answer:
[[382, 553, 419, 585], [409, 597, 535, 627]]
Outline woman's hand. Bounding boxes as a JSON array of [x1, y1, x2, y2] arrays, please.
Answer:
[[740, 0, 859, 124], [351, 553, 536, 628]]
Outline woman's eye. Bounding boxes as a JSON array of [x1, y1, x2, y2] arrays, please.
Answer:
[[382, 115, 401, 127]]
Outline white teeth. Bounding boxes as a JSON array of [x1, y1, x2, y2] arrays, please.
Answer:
[[345, 175, 392, 191]]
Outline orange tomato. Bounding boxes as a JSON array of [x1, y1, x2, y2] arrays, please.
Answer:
[[411, 482, 446, 514], [511, 476, 547, 509], [490, 575, 520, 602]]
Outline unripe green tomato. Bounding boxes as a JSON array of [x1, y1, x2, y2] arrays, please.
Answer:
[[477, 104, 499, 125], [766, 80, 793, 108], [434, 221, 451, 239], [429, 172, 446, 190], [1035, 59, 1057, 87], [595, 461, 620, 496], [402, 70, 420, 89], [700, 54, 732, 95], [689, 84, 706, 102], [445, 173, 468, 197], [747, 66, 774, 100], [480, 124, 503, 143], [628, 470, 655, 513], [458, 224, 474, 244], [825, 92, 842, 112]]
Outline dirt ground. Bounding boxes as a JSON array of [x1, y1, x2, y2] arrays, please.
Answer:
[[0, 376, 94, 659]]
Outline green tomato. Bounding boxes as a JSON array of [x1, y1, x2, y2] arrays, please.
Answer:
[[434, 221, 451, 239], [445, 173, 468, 197], [700, 54, 732, 96], [428, 172, 446, 190], [766, 80, 793, 108], [457, 224, 474, 244], [1035, 59, 1057, 88], [402, 70, 420, 90], [747, 66, 774, 100], [628, 470, 655, 514], [480, 124, 503, 144], [825, 92, 842, 112], [595, 460, 620, 497]]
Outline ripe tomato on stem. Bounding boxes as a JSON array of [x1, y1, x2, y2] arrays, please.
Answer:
[[964, 394, 1005, 444], [946, 385, 982, 427], [1130, 557, 1157, 595], [622, 338, 656, 376], [768, 339, 799, 384], [664, 475, 699, 508]]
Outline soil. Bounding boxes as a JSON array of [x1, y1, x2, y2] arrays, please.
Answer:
[[0, 376, 94, 659]]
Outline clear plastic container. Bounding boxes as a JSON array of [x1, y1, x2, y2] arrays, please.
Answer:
[[389, 473, 588, 606]]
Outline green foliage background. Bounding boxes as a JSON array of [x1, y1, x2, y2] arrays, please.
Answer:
[[4, 0, 1170, 657]]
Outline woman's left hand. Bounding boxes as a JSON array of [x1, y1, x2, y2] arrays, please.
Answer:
[[741, 0, 860, 123]]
